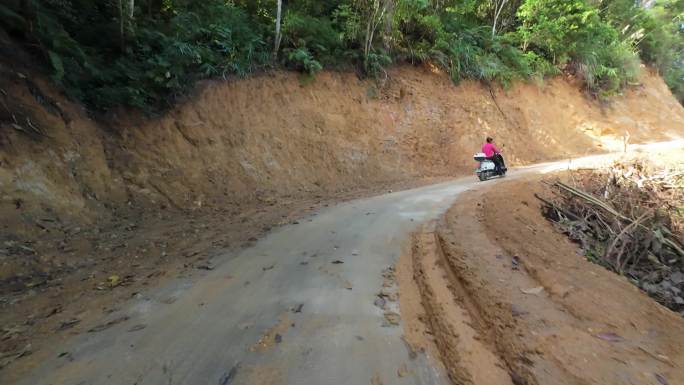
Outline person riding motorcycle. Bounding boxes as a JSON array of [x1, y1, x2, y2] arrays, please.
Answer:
[[481, 137, 504, 173]]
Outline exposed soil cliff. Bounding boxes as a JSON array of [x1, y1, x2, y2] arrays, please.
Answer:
[[2, 64, 683, 231]]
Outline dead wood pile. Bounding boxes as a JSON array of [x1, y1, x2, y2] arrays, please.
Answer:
[[537, 159, 684, 314]]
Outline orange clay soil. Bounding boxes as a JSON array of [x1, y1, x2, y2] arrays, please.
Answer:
[[398, 177, 684, 385]]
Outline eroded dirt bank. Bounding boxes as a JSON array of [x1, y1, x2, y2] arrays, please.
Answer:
[[3, 64, 684, 230], [399, 177, 684, 385]]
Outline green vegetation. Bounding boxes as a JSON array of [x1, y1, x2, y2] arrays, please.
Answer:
[[1, 0, 682, 110]]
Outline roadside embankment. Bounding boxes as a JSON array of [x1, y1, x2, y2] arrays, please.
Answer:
[[400, 172, 684, 385]]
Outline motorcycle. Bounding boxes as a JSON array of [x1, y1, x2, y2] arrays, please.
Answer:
[[474, 152, 507, 181]]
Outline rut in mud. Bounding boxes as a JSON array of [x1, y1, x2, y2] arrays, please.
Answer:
[[410, 230, 517, 385], [399, 177, 684, 385]]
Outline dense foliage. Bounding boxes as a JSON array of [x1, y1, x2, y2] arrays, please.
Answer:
[[1, 0, 682, 110]]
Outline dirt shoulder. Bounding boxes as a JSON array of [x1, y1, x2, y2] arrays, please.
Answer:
[[399, 176, 684, 385]]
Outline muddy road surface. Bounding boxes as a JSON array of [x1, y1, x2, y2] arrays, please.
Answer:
[[5, 142, 683, 385]]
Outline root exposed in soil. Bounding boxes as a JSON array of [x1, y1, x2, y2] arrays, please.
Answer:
[[400, 177, 684, 385]]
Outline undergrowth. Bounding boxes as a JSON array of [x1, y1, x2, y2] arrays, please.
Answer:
[[1, 0, 681, 111]]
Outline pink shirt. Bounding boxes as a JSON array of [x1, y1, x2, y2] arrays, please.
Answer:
[[482, 143, 499, 157]]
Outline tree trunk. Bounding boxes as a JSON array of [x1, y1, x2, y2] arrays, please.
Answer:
[[363, 0, 387, 61], [127, 0, 135, 39], [117, 0, 135, 51], [383, 0, 395, 52], [492, 0, 508, 38], [273, 0, 283, 60], [128, 0, 134, 19], [118, 0, 125, 52], [364, 17, 372, 58]]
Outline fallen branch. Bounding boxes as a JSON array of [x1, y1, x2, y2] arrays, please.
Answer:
[[609, 211, 651, 274], [553, 181, 684, 257], [539, 159, 684, 313], [534, 193, 580, 221]]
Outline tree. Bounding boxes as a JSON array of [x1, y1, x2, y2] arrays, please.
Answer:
[[118, 0, 136, 51], [356, 0, 389, 60], [274, 0, 283, 59], [492, 0, 509, 37], [383, 0, 395, 51], [1, 0, 679, 109], [517, 0, 598, 63]]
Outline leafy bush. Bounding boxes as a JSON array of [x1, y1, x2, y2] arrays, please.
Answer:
[[430, 27, 483, 82], [3, 0, 269, 110], [281, 12, 344, 66], [522, 51, 560, 80], [664, 62, 684, 103], [631, 0, 684, 103], [283, 46, 323, 74], [332, 3, 363, 47], [364, 49, 393, 79], [575, 40, 641, 96], [516, 0, 642, 95]]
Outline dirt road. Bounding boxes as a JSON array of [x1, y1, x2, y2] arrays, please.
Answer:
[[5, 142, 682, 385]]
